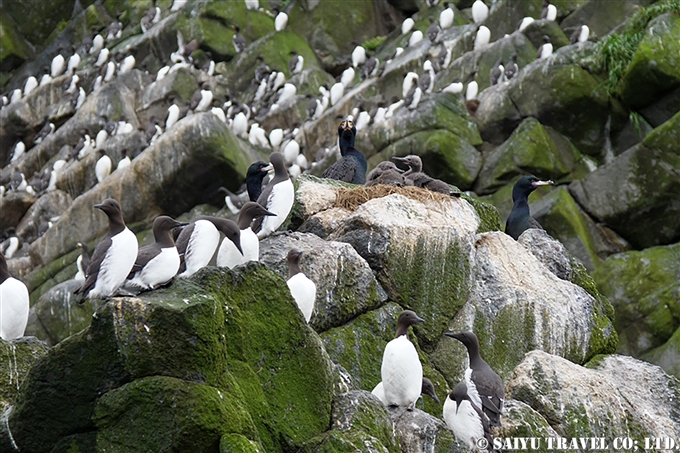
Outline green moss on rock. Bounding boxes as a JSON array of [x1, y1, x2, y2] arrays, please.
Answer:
[[220, 433, 265, 453], [475, 118, 582, 194], [94, 376, 259, 453], [616, 12, 680, 108], [371, 129, 481, 190], [593, 242, 680, 357], [0, 338, 49, 413], [643, 109, 680, 154]]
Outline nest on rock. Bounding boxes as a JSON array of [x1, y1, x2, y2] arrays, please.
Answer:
[[334, 184, 453, 211]]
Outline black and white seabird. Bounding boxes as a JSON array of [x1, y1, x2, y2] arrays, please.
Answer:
[[427, 17, 442, 43], [286, 249, 316, 323], [372, 376, 440, 406], [490, 59, 504, 86], [74, 199, 139, 300], [124, 216, 187, 291], [95, 149, 112, 183], [252, 152, 294, 239], [474, 25, 491, 50], [504, 54, 518, 81], [472, 0, 489, 23], [505, 175, 553, 240], [541, 0, 557, 21], [232, 25, 247, 53], [537, 35, 553, 59], [361, 55, 379, 80], [322, 118, 367, 185], [419, 60, 435, 93], [75, 242, 90, 281], [443, 380, 494, 451], [289, 50, 304, 75], [217, 202, 274, 268], [570, 24, 590, 44], [440, 2, 455, 29], [444, 331, 505, 427], [0, 251, 30, 341], [381, 310, 425, 409], [176, 216, 241, 277]]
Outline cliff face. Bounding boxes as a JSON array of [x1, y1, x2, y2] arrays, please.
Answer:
[[1, 0, 679, 451]]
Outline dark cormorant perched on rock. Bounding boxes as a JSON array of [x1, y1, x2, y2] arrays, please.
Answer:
[[322, 118, 367, 185], [505, 175, 553, 240]]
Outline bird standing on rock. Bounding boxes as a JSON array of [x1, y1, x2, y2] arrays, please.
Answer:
[[217, 202, 274, 268], [286, 249, 316, 323], [444, 331, 504, 427], [0, 251, 29, 341], [322, 118, 367, 185], [124, 216, 187, 291], [74, 199, 138, 300], [443, 380, 495, 451], [176, 217, 242, 277], [505, 175, 553, 240], [253, 152, 294, 239], [381, 310, 425, 410]]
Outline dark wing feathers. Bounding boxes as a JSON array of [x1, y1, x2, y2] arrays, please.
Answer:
[[127, 245, 161, 279], [322, 156, 356, 183], [75, 235, 112, 296], [472, 366, 505, 426]]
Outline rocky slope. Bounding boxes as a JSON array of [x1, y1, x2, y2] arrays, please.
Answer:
[[1, 0, 679, 451]]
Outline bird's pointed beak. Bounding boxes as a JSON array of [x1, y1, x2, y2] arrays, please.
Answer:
[[392, 156, 406, 162], [264, 210, 277, 216], [415, 316, 425, 323], [394, 167, 405, 173], [444, 332, 461, 340], [174, 221, 189, 229], [236, 240, 243, 256], [532, 180, 554, 187], [94, 203, 104, 210], [432, 393, 441, 405]]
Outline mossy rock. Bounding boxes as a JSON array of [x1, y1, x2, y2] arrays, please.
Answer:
[[8, 306, 130, 453], [93, 375, 260, 453], [359, 93, 482, 158], [218, 30, 319, 96], [642, 108, 680, 155], [642, 326, 680, 378], [531, 187, 603, 270], [593, 242, 680, 358], [508, 62, 612, 157], [474, 117, 583, 194], [369, 129, 481, 190], [321, 303, 403, 394], [568, 143, 680, 249], [500, 399, 559, 440], [0, 12, 35, 73], [286, 0, 386, 71], [0, 337, 49, 414], [484, 0, 587, 41], [27, 279, 102, 346], [617, 12, 680, 109], [8, 264, 335, 452], [220, 433, 265, 453]]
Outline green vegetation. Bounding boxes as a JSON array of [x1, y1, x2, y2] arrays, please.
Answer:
[[362, 35, 386, 52], [594, 0, 680, 96]]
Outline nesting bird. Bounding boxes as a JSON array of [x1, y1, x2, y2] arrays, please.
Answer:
[[74, 199, 138, 300], [322, 118, 367, 185], [0, 252, 30, 341], [570, 24, 590, 44], [286, 249, 316, 323], [365, 161, 405, 187], [472, 0, 489, 23], [505, 175, 553, 240], [381, 310, 425, 409]]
